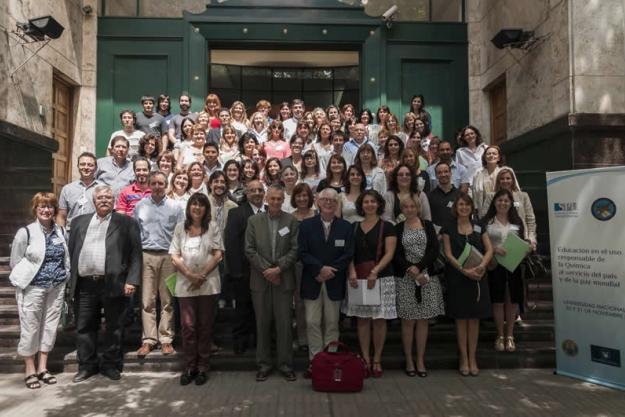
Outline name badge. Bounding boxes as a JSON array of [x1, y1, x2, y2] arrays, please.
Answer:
[[447, 201, 454, 208], [473, 225, 482, 233], [278, 227, 290, 236], [52, 237, 65, 245], [513, 202, 520, 208], [335, 239, 345, 247]]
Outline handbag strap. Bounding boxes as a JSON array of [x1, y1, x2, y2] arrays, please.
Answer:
[[323, 341, 352, 353], [374, 219, 385, 263]]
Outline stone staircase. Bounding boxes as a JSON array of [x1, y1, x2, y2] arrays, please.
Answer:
[[0, 257, 556, 373]]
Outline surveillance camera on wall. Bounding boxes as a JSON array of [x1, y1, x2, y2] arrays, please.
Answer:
[[382, 5, 398, 22], [82, 5, 93, 15]]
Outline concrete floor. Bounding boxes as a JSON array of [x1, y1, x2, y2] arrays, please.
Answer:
[[0, 369, 623, 417]]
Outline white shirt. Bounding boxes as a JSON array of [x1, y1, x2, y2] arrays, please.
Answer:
[[78, 213, 111, 276]]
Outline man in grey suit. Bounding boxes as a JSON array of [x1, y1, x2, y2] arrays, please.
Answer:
[[245, 184, 299, 382]]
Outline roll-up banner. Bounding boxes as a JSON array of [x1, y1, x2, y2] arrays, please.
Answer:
[[547, 167, 625, 390]]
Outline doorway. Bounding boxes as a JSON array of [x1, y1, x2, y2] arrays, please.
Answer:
[[210, 49, 359, 113]]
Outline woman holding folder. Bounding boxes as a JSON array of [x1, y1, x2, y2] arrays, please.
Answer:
[[482, 189, 528, 353], [169, 193, 224, 386], [441, 193, 493, 376]]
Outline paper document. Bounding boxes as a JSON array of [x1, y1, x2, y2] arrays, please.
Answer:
[[457, 243, 484, 268]]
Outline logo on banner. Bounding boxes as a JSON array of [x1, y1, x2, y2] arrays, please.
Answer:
[[562, 339, 579, 357], [591, 198, 616, 221], [554, 202, 578, 218]]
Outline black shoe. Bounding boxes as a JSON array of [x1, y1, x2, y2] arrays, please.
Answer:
[[416, 370, 428, 378], [281, 370, 297, 382], [180, 370, 198, 386], [73, 369, 98, 383], [100, 368, 121, 381], [255, 369, 270, 382], [195, 371, 209, 385], [405, 368, 417, 377]]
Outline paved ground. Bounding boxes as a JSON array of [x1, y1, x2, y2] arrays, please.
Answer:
[[0, 369, 623, 417]]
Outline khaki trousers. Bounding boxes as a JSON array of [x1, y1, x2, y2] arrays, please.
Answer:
[[141, 251, 175, 345], [304, 283, 341, 361]]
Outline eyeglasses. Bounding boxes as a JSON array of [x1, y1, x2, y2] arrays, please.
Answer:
[[318, 198, 337, 204], [248, 188, 264, 193], [36, 204, 54, 210], [304, 155, 316, 160]]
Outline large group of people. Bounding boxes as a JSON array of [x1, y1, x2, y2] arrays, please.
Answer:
[[9, 93, 537, 389]]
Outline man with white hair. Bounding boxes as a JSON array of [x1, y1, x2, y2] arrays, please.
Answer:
[[297, 188, 355, 378]]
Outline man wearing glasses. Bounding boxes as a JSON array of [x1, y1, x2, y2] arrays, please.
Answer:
[[297, 188, 355, 378]]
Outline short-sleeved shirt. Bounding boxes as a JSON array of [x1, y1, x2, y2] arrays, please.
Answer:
[[108, 130, 145, 157], [354, 219, 395, 277], [169, 221, 224, 297], [428, 185, 460, 231], [96, 156, 135, 198], [136, 111, 164, 137], [134, 195, 184, 250], [168, 112, 198, 141], [58, 179, 100, 229], [115, 183, 152, 217]]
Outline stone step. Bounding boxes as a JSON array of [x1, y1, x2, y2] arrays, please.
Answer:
[[0, 319, 555, 348], [0, 341, 556, 373]]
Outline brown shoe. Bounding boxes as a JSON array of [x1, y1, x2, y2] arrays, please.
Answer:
[[137, 343, 154, 357], [161, 343, 176, 355]]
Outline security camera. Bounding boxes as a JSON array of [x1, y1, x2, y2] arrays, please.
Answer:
[[81, 5, 93, 15], [382, 5, 398, 22]]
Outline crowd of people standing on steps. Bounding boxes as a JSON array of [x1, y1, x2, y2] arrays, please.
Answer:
[[9, 92, 537, 389]]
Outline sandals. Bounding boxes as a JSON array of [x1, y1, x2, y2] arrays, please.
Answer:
[[25, 374, 41, 389], [37, 370, 57, 385], [372, 362, 383, 378], [505, 336, 516, 352], [494, 336, 505, 352]]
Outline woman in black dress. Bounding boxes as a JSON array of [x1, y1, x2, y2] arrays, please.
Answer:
[[441, 193, 493, 376], [344, 190, 397, 378]]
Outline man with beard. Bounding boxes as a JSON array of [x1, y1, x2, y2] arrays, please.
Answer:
[[57, 152, 100, 230], [224, 180, 265, 354], [68, 185, 142, 382], [164, 93, 198, 151], [115, 157, 152, 217], [96, 136, 135, 198], [136, 96, 164, 137], [425, 141, 470, 193], [134, 171, 184, 356]]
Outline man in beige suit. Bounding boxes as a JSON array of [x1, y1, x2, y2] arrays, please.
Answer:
[[245, 184, 299, 382]]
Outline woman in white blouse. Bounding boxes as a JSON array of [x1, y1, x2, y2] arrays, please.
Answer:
[[170, 193, 223, 386], [455, 125, 488, 186], [472, 145, 504, 216], [482, 189, 528, 353]]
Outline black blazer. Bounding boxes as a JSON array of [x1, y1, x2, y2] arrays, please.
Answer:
[[298, 215, 354, 301], [393, 219, 439, 277], [67, 212, 143, 299], [224, 202, 255, 278]]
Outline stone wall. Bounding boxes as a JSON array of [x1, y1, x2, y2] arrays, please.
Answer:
[[1, 0, 98, 179], [468, 0, 625, 143]]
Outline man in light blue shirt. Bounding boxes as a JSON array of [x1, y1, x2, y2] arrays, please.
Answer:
[[342, 123, 377, 166], [426, 141, 471, 193], [133, 171, 184, 357]]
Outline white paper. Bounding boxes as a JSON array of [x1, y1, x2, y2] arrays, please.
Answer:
[[347, 280, 381, 305], [335, 239, 345, 247], [278, 227, 290, 236]]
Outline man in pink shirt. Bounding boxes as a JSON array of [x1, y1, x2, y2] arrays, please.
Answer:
[[115, 157, 151, 216]]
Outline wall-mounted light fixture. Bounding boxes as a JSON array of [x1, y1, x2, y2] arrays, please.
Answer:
[[491, 29, 538, 50], [10, 16, 65, 78]]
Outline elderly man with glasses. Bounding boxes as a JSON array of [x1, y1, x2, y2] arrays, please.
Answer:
[[297, 188, 355, 378]]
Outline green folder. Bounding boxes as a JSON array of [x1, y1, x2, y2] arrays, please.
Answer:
[[495, 232, 531, 272], [457, 243, 483, 268], [165, 273, 177, 296]]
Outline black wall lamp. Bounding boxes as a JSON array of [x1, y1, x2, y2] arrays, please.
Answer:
[[10, 16, 65, 78], [491, 28, 539, 50]]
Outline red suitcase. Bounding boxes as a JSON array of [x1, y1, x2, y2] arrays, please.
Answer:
[[311, 341, 368, 392]]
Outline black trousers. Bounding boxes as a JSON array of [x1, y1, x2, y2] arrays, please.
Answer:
[[75, 278, 129, 372], [230, 274, 256, 345]]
